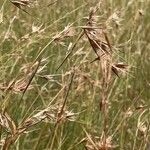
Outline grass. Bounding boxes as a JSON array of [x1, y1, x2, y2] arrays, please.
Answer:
[[0, 0, 150, 149]]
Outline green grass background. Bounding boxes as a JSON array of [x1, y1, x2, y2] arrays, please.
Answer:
[[0, 0, 150, 149]]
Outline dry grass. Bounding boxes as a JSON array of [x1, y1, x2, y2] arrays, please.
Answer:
[[0, 0, 150, 149]]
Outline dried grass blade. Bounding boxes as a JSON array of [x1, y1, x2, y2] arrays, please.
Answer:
[[82, 127, 99, 150], [111, 66, 119, 77], [56, 70, 75, 125], [103, 31, 112, 52], [56, 31, 84, 71], [10, 0, 31, 15], [3, 112, 17, 135], [22, 60, 41, 97], [83, 29, 100, 57], [14, 60, 42, 115]]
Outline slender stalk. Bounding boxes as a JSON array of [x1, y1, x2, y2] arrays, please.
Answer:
[[48, 70, 75, 149]]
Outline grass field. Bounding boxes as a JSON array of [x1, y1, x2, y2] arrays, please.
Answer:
[[0, 0, 150, 149]]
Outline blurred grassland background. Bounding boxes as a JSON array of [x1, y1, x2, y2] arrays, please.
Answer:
[[0, 0, 150, 149]]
